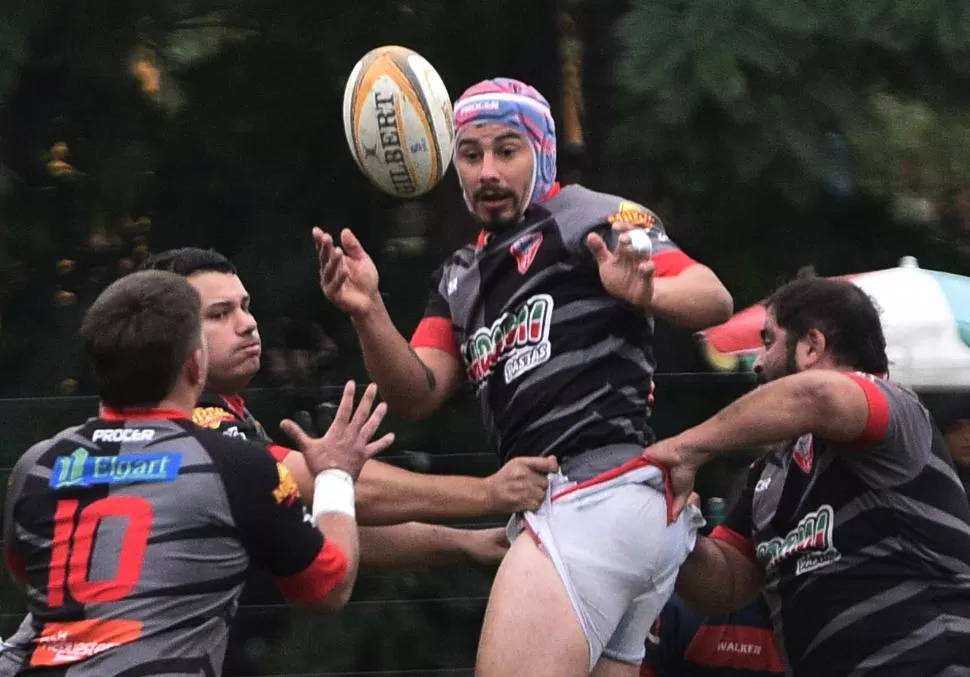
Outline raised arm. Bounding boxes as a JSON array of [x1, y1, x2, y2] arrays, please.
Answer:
[[315, 227, 461, 419], [586, 217, 733, 330]]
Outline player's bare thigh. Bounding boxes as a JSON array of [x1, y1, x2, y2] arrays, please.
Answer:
[[475, 531, 589, 677], [591, 656, 640, 677]]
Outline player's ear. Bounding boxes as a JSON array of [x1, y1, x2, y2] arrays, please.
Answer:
[[186, 344, 208, 390], [803, 328, 827, 366]]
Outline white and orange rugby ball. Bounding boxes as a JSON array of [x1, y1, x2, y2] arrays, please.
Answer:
[[342, 45, 455, 198]]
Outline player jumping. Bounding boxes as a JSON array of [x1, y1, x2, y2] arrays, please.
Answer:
[[317, 77, 734, 677]]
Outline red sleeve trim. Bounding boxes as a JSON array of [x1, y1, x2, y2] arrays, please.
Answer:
[[410, 317, 460, 360], [274, 539, 348, 605], [5, 548, 26, 585], [268, 444, 291, 463], [640, 666, 659, 677], [843, 373, 891, 445], [710, 525, 758, 564], [653, 250, 696, 278]]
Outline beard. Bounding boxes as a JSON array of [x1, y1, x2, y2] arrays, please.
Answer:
[[473, 187, 521, 231], [756, 339, 800, 384]]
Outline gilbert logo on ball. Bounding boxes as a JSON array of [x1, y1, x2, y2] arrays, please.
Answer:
[[342, 45, 455, 197]]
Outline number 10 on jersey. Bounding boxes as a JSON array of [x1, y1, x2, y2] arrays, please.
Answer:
[[48, 496, 153, 607]]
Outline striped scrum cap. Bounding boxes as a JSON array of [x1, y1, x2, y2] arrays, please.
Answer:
[[453, 78, 557, 210]]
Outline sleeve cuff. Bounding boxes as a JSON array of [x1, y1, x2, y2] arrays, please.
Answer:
[[710, 525, 758, 564], [268, 444, 291, 463], [653, 250, 696, 278], [274, 539, 348, 605], [410, 317, 460, 360], [843, 373, 891, 445]]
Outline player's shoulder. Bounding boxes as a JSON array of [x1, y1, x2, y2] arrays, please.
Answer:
[[13, 421, 90, 470], [189, 424, 277, 466], [547, 184, 663, 230], [190, 425, 299, 505], [191, 391, 241, 429], [850, 371, 927, 417]]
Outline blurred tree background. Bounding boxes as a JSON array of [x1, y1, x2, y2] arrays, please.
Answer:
[[2, 0, 970, 395], [2, 0, 970, 674]]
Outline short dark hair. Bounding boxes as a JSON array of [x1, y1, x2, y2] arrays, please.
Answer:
[[766, 276, 889, 376], [139, 247, 236, 277], [81, 270, 203, 408]]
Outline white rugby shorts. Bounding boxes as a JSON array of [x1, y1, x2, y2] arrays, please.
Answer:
[[507, 455, 705, 669]]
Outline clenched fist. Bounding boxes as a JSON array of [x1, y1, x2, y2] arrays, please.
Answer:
[[484, 456, 559, 514]]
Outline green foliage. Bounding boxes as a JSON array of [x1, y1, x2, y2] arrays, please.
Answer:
[[612, 0, 970, 207]]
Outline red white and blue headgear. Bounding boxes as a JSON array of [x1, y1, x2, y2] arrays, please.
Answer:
[[453, 78, 557, 215]]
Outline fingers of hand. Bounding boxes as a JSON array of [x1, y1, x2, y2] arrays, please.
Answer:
[[638, 260, 656, 279], [364, 432, 395, 457], [330, 380, 356, 428], [350, 383, 379, 430], [279, 418, 310, 449], [358, 401, 388, 444], [585, 233, 611, 264], [671, 496, 688, 522], [341, 228, 363, 256], [321, 246, 344, 284]]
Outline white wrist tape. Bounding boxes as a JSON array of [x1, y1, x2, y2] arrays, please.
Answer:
[[626, 228, 653, 257], [312, 469, 356, 522]]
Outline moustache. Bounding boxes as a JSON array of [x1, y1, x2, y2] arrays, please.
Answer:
[[474, 189, 515, 202]]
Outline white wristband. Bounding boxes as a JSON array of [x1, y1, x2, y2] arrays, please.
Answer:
[[312, 469, 356, 523]]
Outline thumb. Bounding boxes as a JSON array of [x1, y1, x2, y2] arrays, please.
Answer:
[[341, 229, 366, 258], [519, 455, 559, 473], [279, 418, 312, 450], [585, 232, 612, 265], [668, 494, 688, 525]]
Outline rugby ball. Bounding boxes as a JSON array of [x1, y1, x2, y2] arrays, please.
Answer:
[[342, 45, 455, 198]]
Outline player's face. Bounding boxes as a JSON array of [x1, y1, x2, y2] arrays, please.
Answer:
[[944, 420, 970, 469], [753, 311, 800, 383], [455, 124, 534, 229], [187, 271, 260, 394]]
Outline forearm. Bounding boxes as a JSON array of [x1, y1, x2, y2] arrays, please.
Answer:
[[676, 536, 758, 615], [649, 265, 733, 329], [677, 371, 867, 464], [355, 459, 491, 526], [359, 523, 473, 569], [315, 513, 360, 606], [351, 299, 439, 419]]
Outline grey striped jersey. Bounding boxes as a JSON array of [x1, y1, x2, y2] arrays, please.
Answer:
[[712, 373, 970, 676], [2, 409, 346, 676], [410, 184, 698, 467]]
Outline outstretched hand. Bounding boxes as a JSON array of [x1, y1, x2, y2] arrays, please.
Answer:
[[586, 230, 656, 309], [280, 381, 394, 480], [314, 227, 381, 317]]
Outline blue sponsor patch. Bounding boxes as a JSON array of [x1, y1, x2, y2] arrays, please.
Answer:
[[50, 447, 182, 489]]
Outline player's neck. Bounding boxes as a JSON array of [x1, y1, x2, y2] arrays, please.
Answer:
[[158, 386, 204, 418]]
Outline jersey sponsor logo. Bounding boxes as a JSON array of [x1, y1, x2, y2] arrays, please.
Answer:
[[50, 447, 182, 489], [90, 428, 155, 444], [192, 406, 236, 429], [31, 619, 143, 666], [509, 232, 543, 274], [686, 624, 783, 672], [463, 294, 553, 387], [792, 433, 813, 474], [607, 200, 656, 229], [756, 504, 840, 575], [273, 463, 300, 506]]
